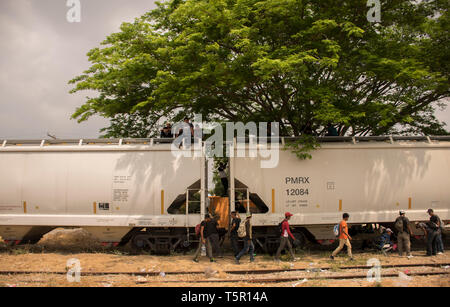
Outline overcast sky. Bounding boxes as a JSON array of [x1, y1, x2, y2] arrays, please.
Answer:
[[0, 0, 448, 139], [0, 0, 156, 139]]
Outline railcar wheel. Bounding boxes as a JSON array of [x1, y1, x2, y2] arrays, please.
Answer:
[[131, 234, 150, 250], [293, 231, 307, 250]]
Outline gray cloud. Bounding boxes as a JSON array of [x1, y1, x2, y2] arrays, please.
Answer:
[[0, 0, 156, 139], [0, 0, 448, 139]]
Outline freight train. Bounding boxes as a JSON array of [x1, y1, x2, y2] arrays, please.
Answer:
[[0, 136, 449, 253]]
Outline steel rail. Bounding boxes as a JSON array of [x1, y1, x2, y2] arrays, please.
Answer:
[[0, 262, 448, 277], [134, 270, 450, 284]]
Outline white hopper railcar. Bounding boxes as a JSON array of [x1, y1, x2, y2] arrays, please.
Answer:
[[0, 136, 448, 253], [230, 136, 450, 251], [0, 138, 206, 253]]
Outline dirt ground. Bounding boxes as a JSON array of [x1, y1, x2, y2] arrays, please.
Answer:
[[0, 248, 448, 287], [0, 230, 449, 287]]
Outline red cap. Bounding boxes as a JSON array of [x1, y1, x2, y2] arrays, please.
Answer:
[[285, 212, 293, 217]]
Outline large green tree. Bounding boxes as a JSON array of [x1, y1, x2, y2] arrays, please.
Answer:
[[70, 0, 449, 137]]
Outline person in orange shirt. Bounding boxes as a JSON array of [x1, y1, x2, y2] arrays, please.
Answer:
[[330, 213, 353, 260]]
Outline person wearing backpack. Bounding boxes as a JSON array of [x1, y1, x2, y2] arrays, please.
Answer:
[[207, 214, 222, 258], [193, 214, 215, 263], [395, 210, 414, 258], [229, 211, 241, 257], [330, 213, 353, 260], [275, 212, 299, 262], [235, 213, 254, 264]]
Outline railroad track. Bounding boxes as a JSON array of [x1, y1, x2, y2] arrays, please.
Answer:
[[0, 264, 448, 286], [0, 262, 448, 277], [135, 270, 450, 284]]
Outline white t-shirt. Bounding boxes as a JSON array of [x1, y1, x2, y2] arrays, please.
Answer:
[[219, 170, 227, 178]]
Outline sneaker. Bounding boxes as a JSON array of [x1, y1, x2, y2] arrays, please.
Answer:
[[235, 258, 240, 265], [330, 255, 335, 260], [210, 258, 216, 263], [437, 252, 443, 255], [349, 258, 354, 261], [293, 257, 300, 262], [250, 259, 255, 263], [193, 259, 199, 263], [407, 255, 414, 259]]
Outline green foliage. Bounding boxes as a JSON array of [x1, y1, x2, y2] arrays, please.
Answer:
[[211, 157, 228, 196], [70, 0, 450, 143], [99, 112, 156, 138], [284, 135, 320, 160]]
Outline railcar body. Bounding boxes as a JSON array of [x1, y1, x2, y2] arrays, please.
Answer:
[[0, 139, 206, 252], [231, 136, 450, 249], [0, 136, 448, 252]]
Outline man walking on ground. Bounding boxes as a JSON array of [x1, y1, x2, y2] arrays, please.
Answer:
[[395, 210, 414, 258], [275, 212, 299, 261], [208, 214, 222, 258], [235, 213, 254, 264], [229, 211, 241, 257], [428, 209, 444, 255], [330, 213, 353, 261], [193, 214, 216, 263]]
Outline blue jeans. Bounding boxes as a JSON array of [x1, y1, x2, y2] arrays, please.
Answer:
[[436, 231, 444, 253], [427, 231, 438, 256], [236, 240, 254, 261]]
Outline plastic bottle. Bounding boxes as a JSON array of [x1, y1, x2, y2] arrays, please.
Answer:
[[201, 244, 206, 256]]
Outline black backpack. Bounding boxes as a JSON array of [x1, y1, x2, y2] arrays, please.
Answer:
[[395, 217, 404, 233], [278, 221, 283, 235]]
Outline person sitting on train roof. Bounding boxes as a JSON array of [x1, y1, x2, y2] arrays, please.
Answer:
[[160, 123, 173, 138], [325, 123, 339, 136]]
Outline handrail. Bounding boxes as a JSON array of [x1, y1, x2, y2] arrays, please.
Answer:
[[235, 135, 450, 143], [1, 135, 449, 147]]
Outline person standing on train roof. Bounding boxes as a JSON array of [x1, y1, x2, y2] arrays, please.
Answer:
[[330, 213, 354, 261], [193, 214, 216, 263], [160, 122, 173, 138], [176, 117, 194, 137], [275, 212, 299, 262], [428, 209, 444, 255], [235, 213, 254, 264], [218, 163, 228, 197], [395, 210, 414, 258]]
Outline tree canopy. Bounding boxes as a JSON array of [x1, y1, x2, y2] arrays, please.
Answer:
[[69, 0, 449, 137]]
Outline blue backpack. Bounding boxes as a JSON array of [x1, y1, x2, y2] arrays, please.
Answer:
[[333, 224, 340, 237]]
